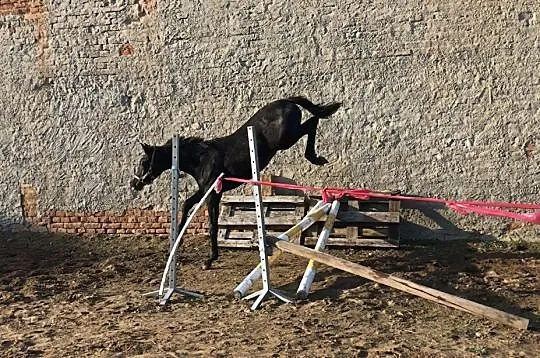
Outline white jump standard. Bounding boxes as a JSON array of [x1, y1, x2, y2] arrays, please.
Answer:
[[242, 126, 293, 310], [157, 173, 224, 303], [296, 199, 341, 299], [235, 126, 344, 308], [144, 135, 205, 305]]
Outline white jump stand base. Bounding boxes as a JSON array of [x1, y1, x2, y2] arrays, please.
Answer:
[[144, 288, 203, 305], [244, 287, 292, 310]]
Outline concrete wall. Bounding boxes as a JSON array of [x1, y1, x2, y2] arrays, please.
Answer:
[[1, 1, 538, 237]]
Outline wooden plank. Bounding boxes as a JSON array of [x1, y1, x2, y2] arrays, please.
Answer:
[[219, 213, 303, 226], [217, 238, 256, 248], [309, 196, 393, 205], [348, 199, 360, 209], [303, 227, 389, 238], [361, 227, 389, 237], [303, 237, 398, 248], [387, 200, 400, 242], [220, 230, 284, 240], [272, 239, 529, 330], [217, 227, 229, 240], [294, 204, 304, 217], [220, 204, 232, 216], [223, 231, 254, 239], [221, 195, 305, 204], [346, 226, 358, 241], [334, 211, 400, 223], [222, 204, 304, 212], [217, 204, 233, 241], [389, 199, 400, 212]]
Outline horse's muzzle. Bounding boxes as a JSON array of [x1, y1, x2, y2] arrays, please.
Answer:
[[130, 178, 145, 191]]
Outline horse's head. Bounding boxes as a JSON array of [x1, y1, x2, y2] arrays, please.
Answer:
[[130, 142, 165, 191]]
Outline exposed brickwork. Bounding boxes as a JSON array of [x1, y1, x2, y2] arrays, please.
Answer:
[[138, 0, 157, 17], [28, 208, 209, 237], [19, 180, 209, 237], [20, 184, 38, 221], [1, 0, 48, 71], [119, 42, 135, 56], [524, 141, 536, 158], [0, 0, 41, 15]]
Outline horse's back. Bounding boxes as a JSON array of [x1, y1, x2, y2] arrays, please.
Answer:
[[240, 100, 301, 148], [238, 99, 300, 129]]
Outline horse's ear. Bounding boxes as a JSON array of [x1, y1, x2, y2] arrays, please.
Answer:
[[141, 142, 152, 154]]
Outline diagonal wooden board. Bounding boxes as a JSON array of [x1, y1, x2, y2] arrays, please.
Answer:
[[270, 238, 529, 330]]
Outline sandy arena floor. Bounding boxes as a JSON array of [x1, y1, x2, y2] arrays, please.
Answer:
[[0, 232, 538, 357]]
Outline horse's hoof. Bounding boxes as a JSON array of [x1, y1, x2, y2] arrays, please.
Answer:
[[202, 260, 213, 270], [313, 156, 329, 165]]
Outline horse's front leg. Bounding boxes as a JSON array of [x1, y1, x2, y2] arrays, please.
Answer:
[[203, 192, 222, 270], [302, 116, 328, 165], [175, 190, 203, 246]]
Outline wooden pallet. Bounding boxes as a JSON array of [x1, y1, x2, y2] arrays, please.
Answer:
[[302, 197, 400, 248], [217, 195, 306, 248]]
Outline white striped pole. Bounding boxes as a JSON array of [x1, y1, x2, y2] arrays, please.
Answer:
[[296, 200, 340, 299], [233, 201, 331, 298], [158, 174, 224, 298]]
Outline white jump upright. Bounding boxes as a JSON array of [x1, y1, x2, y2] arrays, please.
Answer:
[[145, 135, 207, 305], [296, 199, 340, 299], [241, 126, 293, 310]]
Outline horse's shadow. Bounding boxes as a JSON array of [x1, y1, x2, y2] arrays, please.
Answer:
[[0, 229, 165, 302]]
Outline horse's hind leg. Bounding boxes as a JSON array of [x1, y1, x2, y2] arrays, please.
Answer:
[[302, 116, 328, 165], [203, 191, 222, 270]]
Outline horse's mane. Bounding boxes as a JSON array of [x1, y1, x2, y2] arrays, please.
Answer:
[[164, 136, 205, 147]]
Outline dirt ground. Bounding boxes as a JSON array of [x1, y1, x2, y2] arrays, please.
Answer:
[[0, 231, 538, 357]]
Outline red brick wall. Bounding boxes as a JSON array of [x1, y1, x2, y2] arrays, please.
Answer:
[[20, 183, 209, 237], [27, 208, 209, 237], [0, 0, 41, 15], [32, 209, 209, 237]]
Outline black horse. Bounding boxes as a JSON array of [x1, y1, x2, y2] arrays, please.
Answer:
[[131, 96, 341, 269]]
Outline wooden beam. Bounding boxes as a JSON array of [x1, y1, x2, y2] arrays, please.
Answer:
[[335, 211, 400, 224], [216, 239, 256, 248], [221, 195, 305, 204], [303, 237, 399, 248], [219, 213, 304, 227], [271, 239, 529, 330], [220, 230, 285, 240]]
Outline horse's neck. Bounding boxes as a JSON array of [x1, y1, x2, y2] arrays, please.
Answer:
[[176, 140, 206, 176]]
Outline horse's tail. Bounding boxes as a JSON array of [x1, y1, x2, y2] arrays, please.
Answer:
[[286, 96, 342, 118]]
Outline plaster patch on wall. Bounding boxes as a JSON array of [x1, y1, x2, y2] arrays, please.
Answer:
[[518, 11, 535, 27]]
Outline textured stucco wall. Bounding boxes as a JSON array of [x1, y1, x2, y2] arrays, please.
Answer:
[[1, 1, 538, 237]]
